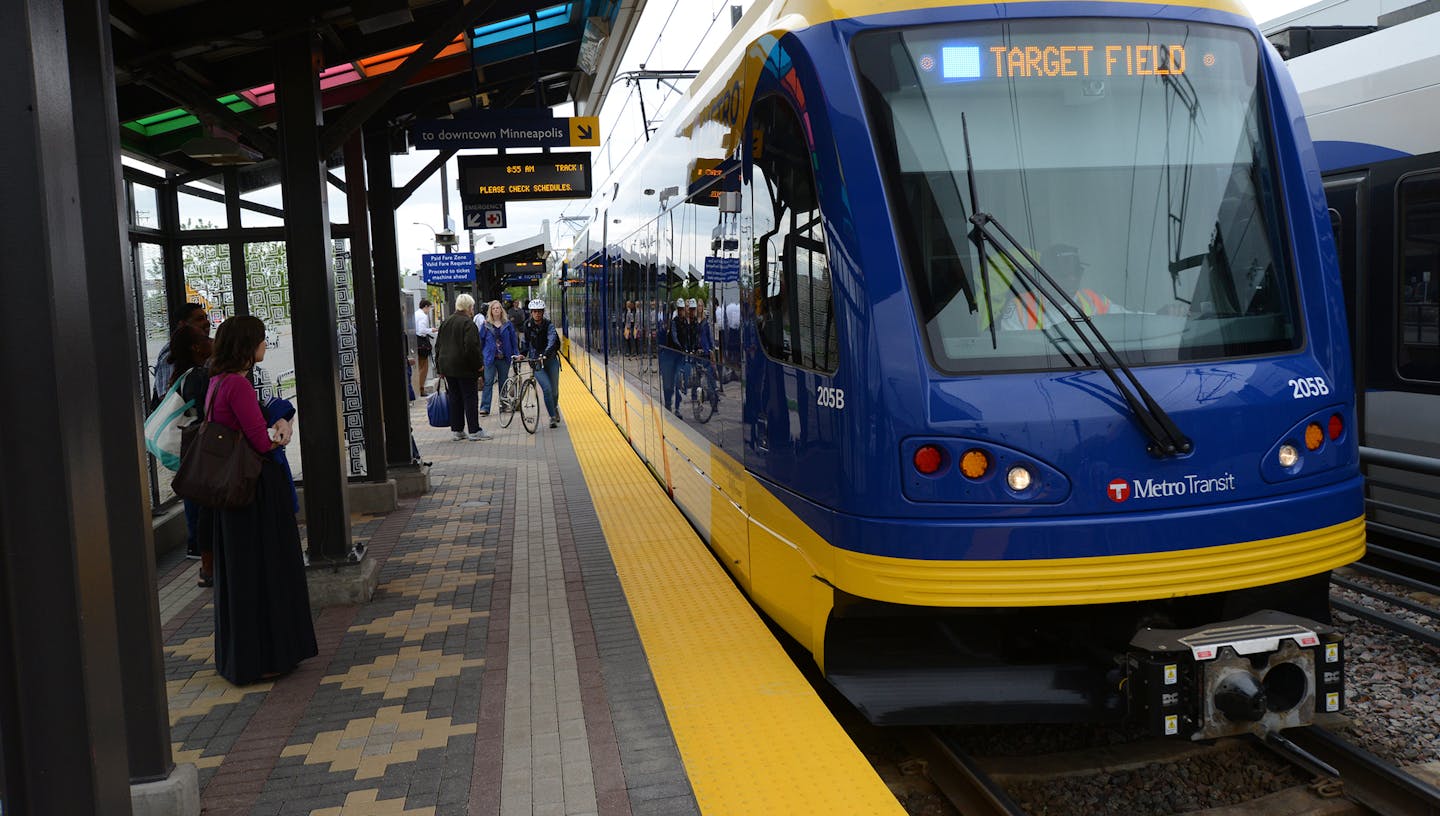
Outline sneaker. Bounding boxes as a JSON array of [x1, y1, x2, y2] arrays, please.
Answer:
[[479, 410, 490, 417], [468, 430, 493, 441], [184, 551, 201, 561], [549, 418, 558, 429], [451, 430, 465, 441]]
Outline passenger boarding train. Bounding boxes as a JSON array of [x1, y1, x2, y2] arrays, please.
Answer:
[[1278, 7, 1440, 549], [553, 0, 1364, 738]]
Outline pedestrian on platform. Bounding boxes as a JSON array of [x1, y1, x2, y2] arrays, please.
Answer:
[[205, 315, 317, 685], [505, 292, 526, 336], [520, 299, 562, 428], [435, 294, 491, 441], [153, 303, 209, 405], [413, 299, 438, 397], [167, 323, 214, 583], [476, 300, 517, 417]]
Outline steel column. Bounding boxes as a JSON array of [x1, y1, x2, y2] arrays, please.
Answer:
[[364, 125, 419, 468], [225, 168, 250, 316], [160, 178, 186, 328], [67, 0, 176, 785], [343, 131, 388, 482], [276, 33, 352, 562], [0, 0, 139, 810]]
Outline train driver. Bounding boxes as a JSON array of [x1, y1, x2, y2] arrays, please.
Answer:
[[997, 243, 1124, 331]]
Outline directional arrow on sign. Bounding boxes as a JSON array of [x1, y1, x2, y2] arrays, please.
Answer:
[[577, 124, 593, 141], [465, 211, 484, 229]]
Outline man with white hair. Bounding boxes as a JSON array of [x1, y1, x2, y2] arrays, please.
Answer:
[[433, 293, 491, 441]]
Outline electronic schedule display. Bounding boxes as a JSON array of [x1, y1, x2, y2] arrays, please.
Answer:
[[458, 153, 593, 202]]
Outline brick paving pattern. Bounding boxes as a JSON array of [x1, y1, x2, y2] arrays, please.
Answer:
[[155, 381, 694, 816]]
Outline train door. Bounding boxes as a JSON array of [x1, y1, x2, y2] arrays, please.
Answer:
[[1323, 174, 1367, 426], [741, 91, 843, 645]]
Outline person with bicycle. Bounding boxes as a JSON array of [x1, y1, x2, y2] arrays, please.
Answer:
[[519, 299, 562, 428], [668, 297, 694, 416], [475, 300, 517, 417], [676, 297, 717, 414]]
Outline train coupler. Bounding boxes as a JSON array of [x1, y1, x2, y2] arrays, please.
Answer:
[[1125, 610, 1344, 740]]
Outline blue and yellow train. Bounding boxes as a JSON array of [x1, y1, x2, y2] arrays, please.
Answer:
[[554, 0, 1365, 739]]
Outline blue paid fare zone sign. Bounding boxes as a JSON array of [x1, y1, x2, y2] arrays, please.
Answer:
[[703, 256, 740, 283], [423, 252, 475, 284]]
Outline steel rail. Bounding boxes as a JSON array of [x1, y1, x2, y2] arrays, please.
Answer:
[[902, 731, 1029, 816], [1277, 727, 1440, 816]]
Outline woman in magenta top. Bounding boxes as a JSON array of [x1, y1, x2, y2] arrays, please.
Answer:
[[206, 315, 317, 685]]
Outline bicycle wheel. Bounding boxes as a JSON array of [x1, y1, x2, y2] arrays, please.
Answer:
[[520, 380, 540, 434], [692, 382, 715, 424], [499, 376, 518, 428]]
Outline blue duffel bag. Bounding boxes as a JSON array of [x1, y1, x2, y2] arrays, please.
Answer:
[[426, 381, 450, 428]]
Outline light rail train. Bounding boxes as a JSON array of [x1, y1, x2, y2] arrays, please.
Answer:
[[1279, 7, 1440, 548], [553, 0, 1365, 739]]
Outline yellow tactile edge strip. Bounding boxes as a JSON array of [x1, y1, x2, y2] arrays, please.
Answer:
[[557, 362, 904, 816]]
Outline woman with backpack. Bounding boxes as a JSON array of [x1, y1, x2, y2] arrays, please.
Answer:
[[167, 323, 215, 585]]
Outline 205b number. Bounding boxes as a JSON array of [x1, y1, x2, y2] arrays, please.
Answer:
[[1289, 377, 1330, 398], [817, 385, 845, 409]]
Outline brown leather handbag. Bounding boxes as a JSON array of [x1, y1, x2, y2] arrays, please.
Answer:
[[172, 374, 264, 509]]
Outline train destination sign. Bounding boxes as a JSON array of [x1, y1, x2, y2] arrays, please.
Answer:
[[411, 112, 600, 150], [458, 154, 592, 202], [938, 42, 1192, 80]]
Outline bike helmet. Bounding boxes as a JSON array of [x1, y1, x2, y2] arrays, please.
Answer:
[[528, 299, 545, 310], [685, 298, 698, 308]]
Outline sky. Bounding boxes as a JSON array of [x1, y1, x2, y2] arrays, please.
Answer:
[[131, 0, 1318, 268]]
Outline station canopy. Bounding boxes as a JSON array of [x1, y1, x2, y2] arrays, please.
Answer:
[[112, 0, 634, 185]]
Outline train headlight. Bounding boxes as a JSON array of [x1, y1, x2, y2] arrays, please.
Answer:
[[1304, 423, 1324, 451], [1006, 466, 1033, 492], [1278, 444, 1299, 468]]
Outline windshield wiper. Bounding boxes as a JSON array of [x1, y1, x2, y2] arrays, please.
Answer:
[[959, 115, 1192, 459]]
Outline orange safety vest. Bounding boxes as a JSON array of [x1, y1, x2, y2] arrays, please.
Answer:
[[1017, 289, 1110, 329]]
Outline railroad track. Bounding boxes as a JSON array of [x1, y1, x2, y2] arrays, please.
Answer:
[[1264, 726, 1440, 816], [899, 729, 1028, 816]]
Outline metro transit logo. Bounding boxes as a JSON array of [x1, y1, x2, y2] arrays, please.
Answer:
[[1106, 473, 1237, 503]]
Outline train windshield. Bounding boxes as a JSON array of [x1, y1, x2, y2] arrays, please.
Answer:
[[854, 20, 1301, 372]]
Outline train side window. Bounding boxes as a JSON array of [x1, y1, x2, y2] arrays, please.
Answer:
[[1397, 173, 1440, 382], [749, 95, 838, 373]]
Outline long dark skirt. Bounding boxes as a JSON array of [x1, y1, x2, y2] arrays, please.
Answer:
[[211, 457, 318, 685]]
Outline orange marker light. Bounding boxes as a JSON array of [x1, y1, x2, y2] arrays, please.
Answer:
[[913, 445, 944, 475], [960, 449, 989, 480], [1328, 414, 1344, 441], [1304, 423, 1324, 451]]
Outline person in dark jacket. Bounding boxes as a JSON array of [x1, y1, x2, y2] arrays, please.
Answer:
[[433, 294, 491, 441], [519, 298, 562, 428], [168, 323, 214, 582], [504, 292, 526, 336]]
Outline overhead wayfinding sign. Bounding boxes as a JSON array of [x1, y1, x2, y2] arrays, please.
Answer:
[[411, 112, 600, 150], [458, 154, 592, 202], [422, 252, 475, 284], [463, 200, 506, 230]]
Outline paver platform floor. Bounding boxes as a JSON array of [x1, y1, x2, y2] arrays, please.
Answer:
[[156, 369, 695, 816]]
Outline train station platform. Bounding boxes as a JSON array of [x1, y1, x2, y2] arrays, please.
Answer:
[[156, 362, 902, 815]]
